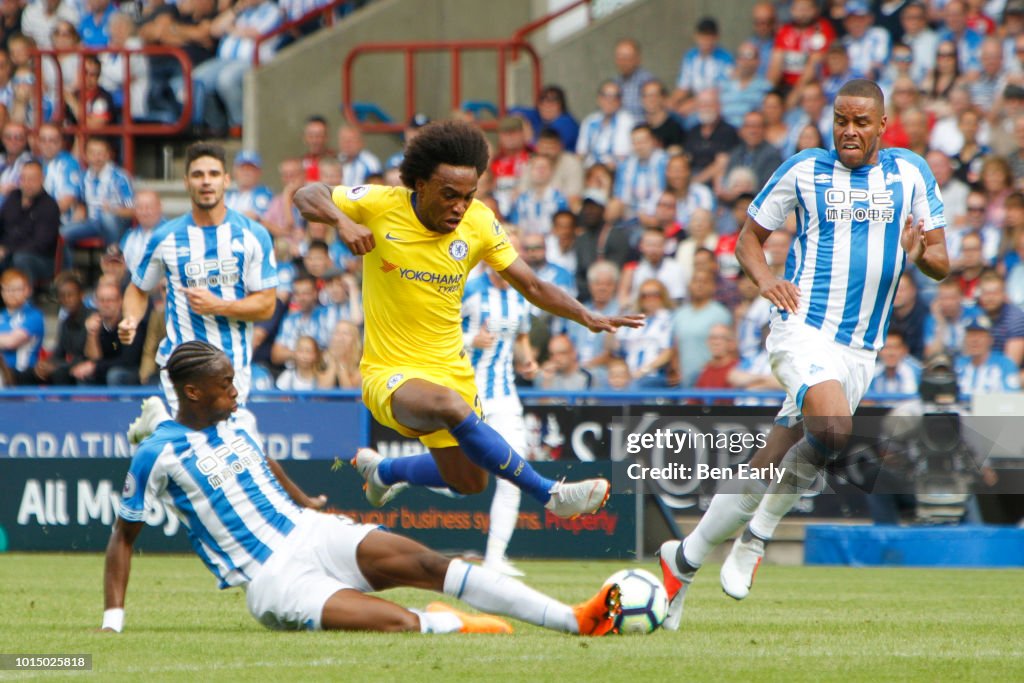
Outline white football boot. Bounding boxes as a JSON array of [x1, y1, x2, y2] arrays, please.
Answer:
[[720, 533, 765, 600]]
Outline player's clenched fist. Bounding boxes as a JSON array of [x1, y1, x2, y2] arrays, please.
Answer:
[[339, 223, 375, 255], [118, 316, 138, 344], [759, 276, 801, 314]]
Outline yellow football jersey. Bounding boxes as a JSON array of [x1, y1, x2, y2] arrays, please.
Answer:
[[331, 184, 519, 372]]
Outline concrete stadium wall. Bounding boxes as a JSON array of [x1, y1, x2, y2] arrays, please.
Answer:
[[246, 0, 531, 188]]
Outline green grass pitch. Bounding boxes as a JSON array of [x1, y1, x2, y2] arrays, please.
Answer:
[[1, 553, 1022, 682]]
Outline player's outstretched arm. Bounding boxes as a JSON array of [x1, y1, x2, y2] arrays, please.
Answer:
[[498, 258, 644, 333], [736, 217, 801, 314], [902, 217, 949, 281], [101, 518, 143, 632], [293, 183, 375, 255], [118, 283, 150, 345], [266, 457, 327, 510]]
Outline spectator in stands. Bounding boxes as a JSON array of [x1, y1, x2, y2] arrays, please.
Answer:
[[612, 38, 655, 121], [1005, 230, 1024, 307], [603, 356, 632, 390], [7, 34, 55, 126], [64, 55, 118, 127], [759, 91, 788, 152], [924, 278, 970, 358], [783, 81, 832, 157], [79, 0, 115, 48], [508, 154, 569, 235], [675, 204, 719, 282], [319, 268, 362, 329], [672, 17, 734, 117], [720, 110, 781, 197], [32, 271, 90, 385], [671, 267, 731, 387], [271, 274, 323, 366], [899, 1, 938, 82], [748, 2, 777, 77], [492, 115, 532, 218], [640, 191, 685, 255], [975, 269, 1024, 366], [321, 319, 362, 389], [22, 0, 79, 50], [694, 245, 740, 310], [1001, 192, 1024, 269], [545, 210, 578, 278], [990, 86, 1024, 158], [84, 277, 146, 385], [955, 313, 1021, 397], [36, 123, 82, 225], [576, 80, 634, 169], [938, 0, 983, 78], [611, 278, 675, 388], [880, 77, 925, 150], [0, 269, 45, 380], [606, 124, 667, 227], [50, 20, 81, 96], [520, 231, 576, 301], [618, 228, 685, 307], [889, 272, 928, 360], [879, 42, 915, 99], [120, 189, 163, 276], [225, 150, 273, 222], [566, 260, 619, 382], [734, 270, 771, 362], [870, 330, 921, 395], [694, 322, 740, 394], [535, 334, 591, 391], [276, 334, 330, 391], [923, 40, 962, 106], [639, 79, 685, 152], [0, 122, 32, 196], [821, 43, 865, 106], [533, 127, 583, 212], [301, 115, 332, 181], [969, 37, 1007, 118], [265, 157, 306, 247], [0, 159, 61, 286], [719, 41, 772, 130], [901, 107, 931, 157], [194, 0, 283, 136], [337, 124, 381, 186], [513, 85, 578, 152], [842, 0, 891, 80], [954, 232, 988, 302], [684, 89, 738, 187], [950, 188, 1000, 267], [768, 0, 836, 93], [61, 136, 134, 247], [979, 155, 1014, 232], [927, 150, 968, 230], [99, 11, 149, 120]]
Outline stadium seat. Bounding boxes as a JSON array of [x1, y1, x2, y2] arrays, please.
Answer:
[[462, 100, 498, 121], [351, 102, 393, 123]]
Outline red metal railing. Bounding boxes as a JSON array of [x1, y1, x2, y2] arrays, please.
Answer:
[[510, 0, 593, 56], [342, 39, 542, 134], [30, 45, 194, 174], [253, 0, 359, 67]]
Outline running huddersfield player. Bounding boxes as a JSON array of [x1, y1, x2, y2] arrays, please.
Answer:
[[101, 341, 621, 636], [658, 79, 949, 628], [294, 120, 644, 518]]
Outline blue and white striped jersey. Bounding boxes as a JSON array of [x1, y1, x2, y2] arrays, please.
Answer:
[[507, 186, 569, 235], [955, 352, 1022, 398], [340, 151, 382, 187], [133, 209, 279, 369], [615, 149, 668, 216], [276, 307, 326, 350], [0, 151, 34, 191], [225, 185, 274, 218], [120, 225, 156, 277], [869, 358, 922, 395], [82, 162, 134, 222], [660, 183, 715, 225], [749, 147, 945, 351], [43, 150, 82, 222], [576, 110, 635, 168], [217, 1, 282, 63], [118, 420, 303, 588], [462, 275, 530, 401], [615, 308, 673, 376], [676, 46, 735, 94], [843, 28, 891, 78]]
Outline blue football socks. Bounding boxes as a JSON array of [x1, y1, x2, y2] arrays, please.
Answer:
[[377, 453, 448, 488]]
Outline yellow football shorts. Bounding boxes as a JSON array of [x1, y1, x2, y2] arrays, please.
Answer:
[[362, 360, 482, 448]]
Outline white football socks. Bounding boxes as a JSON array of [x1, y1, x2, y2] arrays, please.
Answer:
[[410, 609, 463, 634], [748, 438, 822, 541], [683, 478, 768, 568], [484, 478, 521, 565], [443, 558, 577, 633]]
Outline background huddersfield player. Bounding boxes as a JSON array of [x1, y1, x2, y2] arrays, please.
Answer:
[[294, 120, 643, 519], [658, 79, 949, 628], [116, 144, 304, 490], [102, 341, 620, 637]]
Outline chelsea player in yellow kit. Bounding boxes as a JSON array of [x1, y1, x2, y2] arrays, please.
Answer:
[[295, 120, 643, 517]]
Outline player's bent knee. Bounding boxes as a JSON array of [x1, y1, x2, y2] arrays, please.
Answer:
[[444, 470, 488, 495]]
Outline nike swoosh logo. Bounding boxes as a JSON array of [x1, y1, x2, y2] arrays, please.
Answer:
[[385, 232, 402, 241], [497, 449, 513, 471]]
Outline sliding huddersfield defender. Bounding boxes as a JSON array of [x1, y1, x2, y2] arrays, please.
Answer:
[[102, 342, 621, 636], [658, 79, 949, 628], [294, 120, 643, 518]]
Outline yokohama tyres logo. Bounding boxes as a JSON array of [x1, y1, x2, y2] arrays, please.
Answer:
[[380, 258, 399, 273]]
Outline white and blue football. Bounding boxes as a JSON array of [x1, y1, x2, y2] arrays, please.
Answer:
[[604, 568, 669, 634]]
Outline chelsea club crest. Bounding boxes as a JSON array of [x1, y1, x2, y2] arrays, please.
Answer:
[[449, 239, 468, 261]]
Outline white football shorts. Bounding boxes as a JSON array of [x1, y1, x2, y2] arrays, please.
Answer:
[[482, 396, 528, 456], [765, 316, 877, 427], [245, 510, 379, 630]]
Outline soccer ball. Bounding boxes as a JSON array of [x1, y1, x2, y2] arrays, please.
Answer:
[[604, 568, 669, 634]]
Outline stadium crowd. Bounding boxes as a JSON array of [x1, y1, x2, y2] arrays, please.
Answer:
[[3, 0, 1024, 402]]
